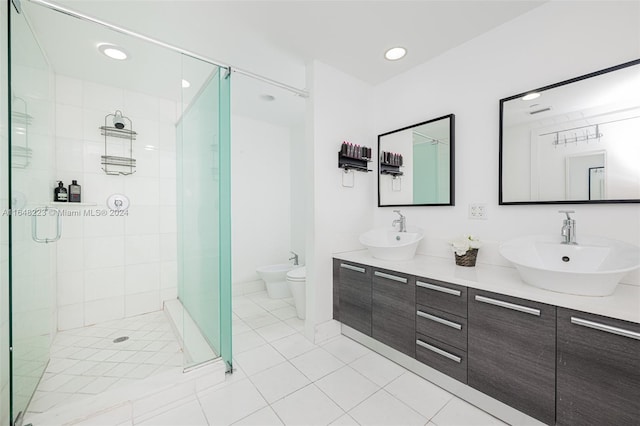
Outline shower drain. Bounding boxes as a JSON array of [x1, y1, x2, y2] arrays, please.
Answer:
[[113, 336, 129, 343]]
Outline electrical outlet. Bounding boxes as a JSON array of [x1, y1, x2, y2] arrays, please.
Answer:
[[469, 203, 488, 220]]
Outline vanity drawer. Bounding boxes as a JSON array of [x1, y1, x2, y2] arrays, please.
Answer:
[[416, 277, 467, 318], [416, 333, 467, 384], [416, 305, 467, 351]]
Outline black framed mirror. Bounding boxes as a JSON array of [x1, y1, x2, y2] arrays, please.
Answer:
[[499, 59, 640, 205], [378, 114, 455, 207]]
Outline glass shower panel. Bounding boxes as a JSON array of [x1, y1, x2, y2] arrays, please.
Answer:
[[1, 1, 10, 424], [177, 56, 231, 369], [9, 5, 56, 423]]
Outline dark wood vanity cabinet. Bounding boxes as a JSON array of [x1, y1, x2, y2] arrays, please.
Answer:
[[468, 289, 556, 425], [336, 261, 372, 336], [556, 308, 640, 426], [415, 278, 468, 383], [372, 269, 415, 357]]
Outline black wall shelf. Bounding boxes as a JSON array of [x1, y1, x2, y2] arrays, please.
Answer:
[[380, 163, 403, 176], [338, 153, 372, 172]]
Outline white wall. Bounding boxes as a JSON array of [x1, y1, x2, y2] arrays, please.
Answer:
[[306, 60, 374, 334], [54, 75, 178, 330], [289, 124, 307, 265], [231, 115, 292, 285], [369, 1, 640, 284]]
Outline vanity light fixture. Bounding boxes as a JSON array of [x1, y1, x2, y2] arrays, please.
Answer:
[[181, 79, 191, 88], [384, 47, 407, 61], [522, 92, 541, 101], [98, 43, 128, 61]]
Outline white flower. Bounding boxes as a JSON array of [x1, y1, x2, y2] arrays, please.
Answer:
[[449, 234, 481, 255]]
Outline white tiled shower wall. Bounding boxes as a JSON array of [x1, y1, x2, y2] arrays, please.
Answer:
[[54, 75, 178, 330]]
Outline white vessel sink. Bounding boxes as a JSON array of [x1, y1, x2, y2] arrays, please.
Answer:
[[359, 227, 424, 261], [499, 235, 640, 296]]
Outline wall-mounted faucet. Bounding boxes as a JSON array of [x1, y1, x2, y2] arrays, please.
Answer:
[[559, 210, 577, 245], [289, 251, 299, 266], [392, 210, 406, 232]]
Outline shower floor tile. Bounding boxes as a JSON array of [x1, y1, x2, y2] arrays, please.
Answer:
[[27, 310, 182, 416]]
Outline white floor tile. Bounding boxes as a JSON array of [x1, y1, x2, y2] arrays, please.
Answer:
[[315, 366, 379, 411], [234, 330, 268, 354], [290, 348, 345, 381], [198, 378, 268, 425], [74, 403, 132, 425], [242, 312, 281, 329], [78, 376, 121, 394], [349, 351, 406, 387], [384, 372, 453, 420], [270, 305, 298, 321], [233, 406, 284, 426], [431, 397, 507, 426], [138, 399, 208, 425], [270, 332, 316, 359], [271, 384, 344, 426], [330, 413, 360, 425], [56, 375, 98, 393], [322, 335, 371, 364], [254, 321, 297, 342], [284, 317, 305, 332], [234, 344, 286, 376], [250, 362, 311, 403], [349, 389, 427, 426], [27, 391, 75, 413]]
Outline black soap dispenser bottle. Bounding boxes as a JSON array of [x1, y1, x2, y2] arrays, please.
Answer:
[[54, 181, 67, 202], [68, 180, 81, 203]]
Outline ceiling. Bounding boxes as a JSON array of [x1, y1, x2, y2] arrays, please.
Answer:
[[45, 0, 546, 87], [20, 0, 547, 127]]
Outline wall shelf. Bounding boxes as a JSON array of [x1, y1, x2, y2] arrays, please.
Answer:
[[100, 111, 137, 175], [380, 163, 403, 176], [338, 153, 372, 173]]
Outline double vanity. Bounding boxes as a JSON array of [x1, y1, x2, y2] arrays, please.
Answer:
[[332, 251, 639, 426]]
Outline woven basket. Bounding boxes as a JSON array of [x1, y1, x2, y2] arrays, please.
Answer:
[[455, 248, 478, 267]]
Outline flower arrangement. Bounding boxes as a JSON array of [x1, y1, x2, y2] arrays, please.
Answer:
[[450, 234, 481, 255], [450, 235, 481, 267]]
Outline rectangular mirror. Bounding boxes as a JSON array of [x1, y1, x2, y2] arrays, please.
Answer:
[[378, 114, 455, 207], [500, 59, 640, 204]]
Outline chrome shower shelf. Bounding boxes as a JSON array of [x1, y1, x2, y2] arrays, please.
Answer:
[[100, 111, 137, 175], [99, 126, 138, 140], [101, 155, 137, 175]]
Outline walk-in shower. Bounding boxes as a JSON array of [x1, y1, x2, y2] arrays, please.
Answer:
[[2, 1, 232, 423]]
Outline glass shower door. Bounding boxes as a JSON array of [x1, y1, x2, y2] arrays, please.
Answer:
[[176, 55, 232, 370], [8, 5, 56, 423]]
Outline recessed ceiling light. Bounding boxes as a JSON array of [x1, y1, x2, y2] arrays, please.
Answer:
[[384, 47, 407, 61], [522, 92, 541, 101], [98, 43, 128, 61], [260, 94, 276, 102], [181, 79, 191, 88]]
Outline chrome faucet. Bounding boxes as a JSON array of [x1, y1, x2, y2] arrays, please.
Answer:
[[289, 251, 299, 266], [559, 210, 577, 245], [392, 210, 406, 232]]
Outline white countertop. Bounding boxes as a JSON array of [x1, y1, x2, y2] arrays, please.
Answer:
[[333, 250, 640, 324]]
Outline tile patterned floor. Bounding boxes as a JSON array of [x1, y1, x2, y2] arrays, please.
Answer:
[[135, 290, 508, 426], [26, 311, 182, 417]]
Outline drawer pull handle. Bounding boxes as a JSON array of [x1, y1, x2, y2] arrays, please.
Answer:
[[374, 271, 407, 283], [571, 317, 640, 341], [340, 263, 365, 273], [416, 339, 461, 363], [474, 295, 540, 316], [417, 281, 461, 296], [417, 311, 462, 330]]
